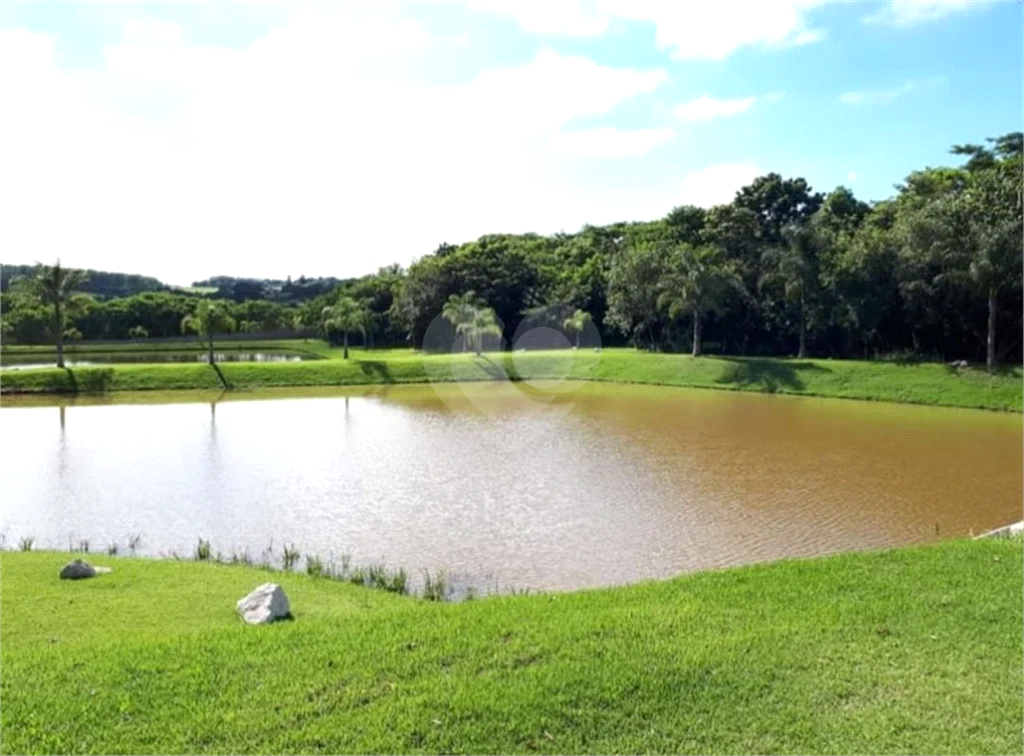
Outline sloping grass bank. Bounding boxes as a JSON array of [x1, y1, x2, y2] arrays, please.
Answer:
[[2, 347, 1020, 411], [2, 539, 1021, 754]]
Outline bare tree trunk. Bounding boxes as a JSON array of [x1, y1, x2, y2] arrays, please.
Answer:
[[987, 285, 997, 372], [575, 332, 580, 348], [54, 300, 64, 368], [343, 331, 349, 360], [797, 293, 807, 359], [692, 309, 702, 357]]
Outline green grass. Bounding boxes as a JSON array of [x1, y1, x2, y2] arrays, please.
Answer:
[[2, 539, 1021, 754], [2, 345, 1020, 411]]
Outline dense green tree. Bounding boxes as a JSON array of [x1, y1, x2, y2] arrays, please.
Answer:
[[760, 223, 822, 358], [734, 173, 824, 246], [826, 202, 902, 358], [965, 156, 1023, 370], [656, 245, 740, 357], [902, 140, 1024, 369], [665, 205, 707, 245], [606, 242, 667, 349]]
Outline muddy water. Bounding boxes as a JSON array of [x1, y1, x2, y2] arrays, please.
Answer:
[[1, 383, 1019, 592]]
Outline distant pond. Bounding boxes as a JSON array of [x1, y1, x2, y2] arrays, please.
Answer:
[[0, 352, 310, 369], [1, 383, 1020, 594]]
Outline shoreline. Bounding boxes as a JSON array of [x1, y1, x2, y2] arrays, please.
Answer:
[[1, 349, 1021, 412]]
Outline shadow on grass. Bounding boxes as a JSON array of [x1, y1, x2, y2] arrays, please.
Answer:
[[61, 367, 115, 393], [477, 354, 514, 381], [210, 362, 232, 389], [358, 361, 395, 383], [715, 357, 830, 393]]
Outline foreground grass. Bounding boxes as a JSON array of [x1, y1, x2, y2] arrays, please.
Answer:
[[1, 539, 1021, 754], [2, 346, 1021, 411]]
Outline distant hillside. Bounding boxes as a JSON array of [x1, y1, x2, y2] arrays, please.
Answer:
[[192, 275, 348, 303], [0, 264, 170, 300]]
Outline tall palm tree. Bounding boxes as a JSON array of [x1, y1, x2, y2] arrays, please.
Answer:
[[562, 309, 593, 348], [21, 261, 89, 368], [181, 300, 237, 365], [465, 306, 502, 356], [760, 223, 820, 359], [441, 291, 482, 352], [322, 296, 368, 359], [657, 245, 740, 357]]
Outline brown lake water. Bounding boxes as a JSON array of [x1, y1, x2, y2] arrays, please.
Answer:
[[1, 383, 1020, 593]]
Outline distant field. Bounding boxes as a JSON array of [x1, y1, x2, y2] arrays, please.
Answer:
[[1, 538, 1020, 754]]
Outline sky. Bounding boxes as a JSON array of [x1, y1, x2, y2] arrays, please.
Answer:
[[1, 0, 1020, 286]]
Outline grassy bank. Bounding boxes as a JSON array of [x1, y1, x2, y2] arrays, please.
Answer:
[[2, 346, 1021, 411], [2, 539, 1021, 754]]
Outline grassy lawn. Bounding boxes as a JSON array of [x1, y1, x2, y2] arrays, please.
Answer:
[[1, 345, 1021, 411], [1, 539, 1021, 754]]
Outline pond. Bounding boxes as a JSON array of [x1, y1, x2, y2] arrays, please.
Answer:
[[0, 352, 310, 369], [1, 383, 1020, 594]]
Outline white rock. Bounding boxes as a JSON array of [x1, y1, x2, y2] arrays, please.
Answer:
[[236, 583, 291, 624], [59, 559, 97, 580], [976, 521, 1024, 539]]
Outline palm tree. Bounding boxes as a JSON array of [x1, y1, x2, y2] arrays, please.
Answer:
[[657, 245, 740, 357], [322, 296, 368, 359], [465, 306, 502, 356], [181, 300, 237, 365], [19, 261, 89, 368], [760, 223, 820, 359], [441, 291, 482, 352], [562, 309, 593, 348]]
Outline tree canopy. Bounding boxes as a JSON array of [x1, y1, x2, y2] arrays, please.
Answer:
[[3, 132, 1020, 367]]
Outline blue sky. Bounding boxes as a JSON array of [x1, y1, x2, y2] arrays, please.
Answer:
[[1, 0, 1020, 285]]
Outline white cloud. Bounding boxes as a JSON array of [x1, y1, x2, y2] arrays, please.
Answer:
[[672, 164, 761, 208], [0, 16, 670, 284], [122, 18, 184, 47], [847, 171, 858, 181], [839, 81, 915, 105], [472, 0, 829, 59], [548, 127, 674, 157], [863, 0, 990, 26], [467, 0, 609, 36], [675, 94, 756, 122]]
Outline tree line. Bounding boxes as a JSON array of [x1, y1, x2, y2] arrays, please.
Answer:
[[2, 133, 1020, 369]]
